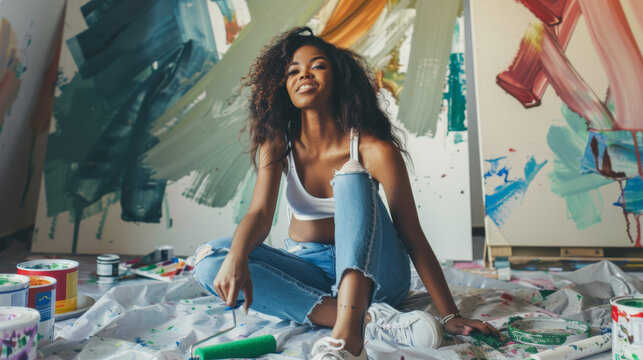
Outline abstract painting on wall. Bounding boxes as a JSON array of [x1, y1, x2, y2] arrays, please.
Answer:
[[0, 0, 65, 238], [471, 0, 642, 247], [34, 0, 473, 259]]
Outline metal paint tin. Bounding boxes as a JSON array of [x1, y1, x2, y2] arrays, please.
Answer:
[[26, 276, 56, 343], [0, 306, 40, 359], [156, 245, 174, 262], [0, 274, 29, 307], [96, 254, 120, 283], [611, 295, 643, 359], [17, 260, 79, 314]]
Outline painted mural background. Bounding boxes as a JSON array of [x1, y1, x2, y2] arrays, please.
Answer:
[[471, 0, 643, 247], [0, 0, 65, 238], [33, 0, 473, 259]]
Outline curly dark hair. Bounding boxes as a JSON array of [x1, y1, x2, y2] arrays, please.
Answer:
[[241, 26, 407, 168]]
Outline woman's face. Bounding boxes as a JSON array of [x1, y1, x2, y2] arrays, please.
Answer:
[[285, 45, 334, 111]]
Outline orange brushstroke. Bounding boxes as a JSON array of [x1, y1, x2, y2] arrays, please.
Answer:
[[319, 0, 387, 48]]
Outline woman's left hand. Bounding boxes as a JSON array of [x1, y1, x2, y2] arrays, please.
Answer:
[[443, 316, 504, 339]]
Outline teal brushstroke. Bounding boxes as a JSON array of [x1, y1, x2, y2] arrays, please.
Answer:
[[547, 104, 618, 229], [454, 133, 464, 144], [484, 156, 547, 227], [213, 0, 235, 22], [444, 52, 466, 132], [46, 0, 218, 252]]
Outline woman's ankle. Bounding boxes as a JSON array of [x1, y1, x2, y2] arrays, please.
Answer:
[[330, 330, 364, 356]]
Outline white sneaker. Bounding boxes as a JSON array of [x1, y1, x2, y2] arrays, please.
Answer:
[[310, 336, 367, 360], [365, 302, 442, 348]]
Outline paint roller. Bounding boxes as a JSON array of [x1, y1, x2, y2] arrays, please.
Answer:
[[189, 300, 283, 360]]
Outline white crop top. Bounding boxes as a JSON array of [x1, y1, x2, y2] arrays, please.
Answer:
[[285, 130, 360, 221]]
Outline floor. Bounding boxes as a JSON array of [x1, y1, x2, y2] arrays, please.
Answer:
[[1, 229, 634, 359]]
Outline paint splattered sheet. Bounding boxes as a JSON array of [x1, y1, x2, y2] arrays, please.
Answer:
[[29, 260, 641, 359]]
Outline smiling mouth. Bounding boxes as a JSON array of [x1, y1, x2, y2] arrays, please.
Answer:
[[297, 84, 317, 93]]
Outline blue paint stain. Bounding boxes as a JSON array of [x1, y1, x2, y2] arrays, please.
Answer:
[[615, 176, 643, 214], [45, 0, 219, 252], [580, 131, 643, 179], [135, 337, 147, 347], [600, 326, 612, 334], [484, 156, 547, 227]]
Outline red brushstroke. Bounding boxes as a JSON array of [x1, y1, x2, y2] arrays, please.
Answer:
[[579, 0, 643, 131], [518, 0, 568, 25], [631, 312, 643, 318], [540, 24, 614, 130], [497, 0, 580, 107], [509, 148, 517, 152]]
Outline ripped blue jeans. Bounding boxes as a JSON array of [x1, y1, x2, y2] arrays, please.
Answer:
[[192, 163, 411, 325]]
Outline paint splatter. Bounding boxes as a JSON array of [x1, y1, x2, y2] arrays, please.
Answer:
[[484, 155, 547, 227]]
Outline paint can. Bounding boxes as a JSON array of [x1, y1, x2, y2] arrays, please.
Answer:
[[156, 245, 174, 262], [0, 306, 40, 360], [611, 295, 643, 359], [17, 260, 79, 314], [0, 274, 29, 307], [96, 254, 120, 283], [26, 276, 56, 343]]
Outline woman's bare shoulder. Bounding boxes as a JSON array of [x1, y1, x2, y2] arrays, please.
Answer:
[[359, 134, 403, 175]]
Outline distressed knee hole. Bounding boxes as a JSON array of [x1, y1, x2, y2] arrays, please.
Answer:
[[337, 159, 368, 174], [194, 244, 214, 265]]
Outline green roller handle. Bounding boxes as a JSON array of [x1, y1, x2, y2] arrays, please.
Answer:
[[194, 334, 277, 359]]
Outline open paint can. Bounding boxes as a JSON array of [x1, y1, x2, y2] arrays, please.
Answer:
[[611, 295, 643, 359], [27, 276, 56, 343], [156, 245, 174, 262], [0, 274, 29, 307], [17, 260, 79, 314], [0, 306, 40, 360], [96, 254, 120, 283]]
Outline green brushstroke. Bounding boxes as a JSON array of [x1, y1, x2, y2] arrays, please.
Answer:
[[145, 0, 326, 207], [547, 104, 612, 230], [454, 133, 464, 144], [397, 0, 461, 136]]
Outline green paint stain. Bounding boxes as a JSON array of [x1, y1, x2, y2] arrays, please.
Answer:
[[192, 307, 195, 310], [525, 346, 539, 354], [577, 294, 583, 301], [445, 52, 466, 132], [470, 332, 506, 348], [454, 133, 464, 144], [633, 354, 639, 360], [167, 325, 174, 330], [617, 299, 643, 308]]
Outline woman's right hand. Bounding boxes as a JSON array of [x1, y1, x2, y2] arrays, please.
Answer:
[[212, 253, 253, 314]]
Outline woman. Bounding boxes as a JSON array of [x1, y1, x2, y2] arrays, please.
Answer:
[[193, 27, 499, 360]]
